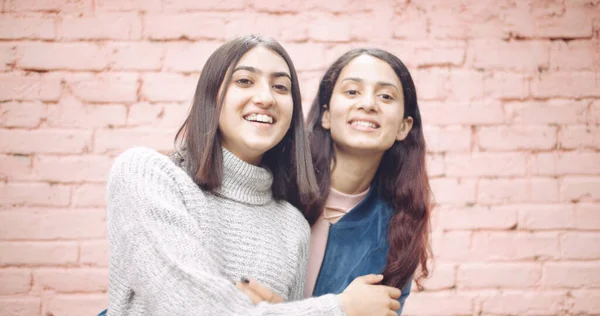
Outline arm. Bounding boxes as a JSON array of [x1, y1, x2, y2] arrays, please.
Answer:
[[107, 148, 344, 316], [288, 227, 309, 301]]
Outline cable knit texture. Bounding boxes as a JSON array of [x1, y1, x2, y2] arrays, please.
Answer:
[[106, 147, 344, 316]]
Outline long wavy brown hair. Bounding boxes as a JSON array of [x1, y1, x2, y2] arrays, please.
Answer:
[[306, 48, 432, 290]]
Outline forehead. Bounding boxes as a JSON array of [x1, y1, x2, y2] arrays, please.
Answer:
[[338, 54, 401, 87], [235, 46, 290, 74]]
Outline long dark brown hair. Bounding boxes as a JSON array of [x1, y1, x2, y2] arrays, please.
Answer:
[[175, 35, 319, 210], [306, 48, 432, 290]]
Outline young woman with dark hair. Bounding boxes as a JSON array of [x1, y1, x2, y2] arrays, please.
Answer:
[[101, 36, 401, 316], [302, 48, 433, 315]]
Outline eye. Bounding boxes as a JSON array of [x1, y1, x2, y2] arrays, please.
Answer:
[[345, 89, 359, 96], [236, 78, 253, 86], [273, 84, 289, 92], [379, 94, 395, 101]]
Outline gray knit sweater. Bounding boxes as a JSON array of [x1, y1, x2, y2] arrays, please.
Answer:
[[106, 147, 345, 316]]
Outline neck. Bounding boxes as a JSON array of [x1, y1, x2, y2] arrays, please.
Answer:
[[330, 145, 383, 195]]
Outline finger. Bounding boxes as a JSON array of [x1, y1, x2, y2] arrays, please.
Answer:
[[384, 286, 402, 299], [387, 311, 397, 316], [356, 274, 384, 284], [246, 279, 284, 303], [389, 299, 401, 311], [236, 282, 264, 304]]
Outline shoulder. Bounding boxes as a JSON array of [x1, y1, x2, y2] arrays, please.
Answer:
[[110, 147, 181, 180]]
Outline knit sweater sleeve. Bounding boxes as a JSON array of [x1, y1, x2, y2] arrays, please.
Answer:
[[288, 221, 310, 301], [107, 148, 345, 316]]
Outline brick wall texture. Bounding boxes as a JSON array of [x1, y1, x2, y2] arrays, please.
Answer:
[[0, 0, 599, 315]]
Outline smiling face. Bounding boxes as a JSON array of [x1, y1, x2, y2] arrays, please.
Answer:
[[322, 54, 413, 156], [217, 46, 294, 165]]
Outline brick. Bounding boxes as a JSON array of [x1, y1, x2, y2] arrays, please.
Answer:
[[458, 263, 541, 289], [421, 263, 455, 290], [8, 0, 92, 12], [445, 152, 526, 177], [302, 0, 370, 13], [546, 152, 600, 175], [0, 129, 92, 154], [68, 73, 138, 103], [532, 72, 600, 98], [0, 154, 33, 181], [505, 100, 589, 125], [387, 41, 465, 68], [483, 72, 530, 100], [413, 69, 450, 101], [225, 13, 310, 42], [507, 1, 594, 38], [0, 242, 78, 266], [478, 126, 557, 151], [72, 183, 106, 207], [446, 70, 486, 101], [94, 128, 176, 154], [420, 101, 503, 125], [0, 73, 61, 102], [530, 177, 560, 203], [542, 262, 600, 288], [107, 42, 164, 71], [469, 40, 550, 71], [427, 1, 509, 39], [560, 176, 600, 202], [0, 101, 46, 128], [16, 42, 109, 71], [572, 290, 600, 314], [424, 126, 471, 153], [127, 102, 188, 128], [0, 297, 41, 316], [0, 182, 71, 207], [431, 232, 471, 261], [470, 232, 559, 261], [43, 294, 108, 316], [80, 240, 108, 266], [0, 209, 106, 240], [141, 73, 196, 102], [307, 13, 351, 42], [591, 100, 600, 124], [96, 0, 162, 11], [560, 125, 600, 149], [59, 13, 142, 40], [143, 13, 226, 40], [35, 268, 108, 292], [0, 15, 55, 39], [33, 155, 112, 183], [478, 179, 529, 204], [0, 43, 16, 70], [46, 95, 127, 128], [518, 204, 575, 230], [163, 0, 246, 11], [435, 205, 517, 230], [574, 203, 600, 230], [163, 42, 223, 72], [550, 39, 600, 70], [350, 10, 394, 42], [426, 154, 444, 177], [0, 269, 31, 294], [481, 291, 566, 316], [249, 0, 305, 12], [402, 292, 472, 316], [429, 178, 477, 205], [561, 233, 600, 260], [283, 43, 328, 72], [390, 6, 428, 39]]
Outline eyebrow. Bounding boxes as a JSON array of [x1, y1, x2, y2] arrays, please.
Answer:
[[341, 77, 400, 92], [233, 66, 291, 80]]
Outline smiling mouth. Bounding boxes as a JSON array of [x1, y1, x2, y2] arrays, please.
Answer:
[[244, 113, 275, 124], [349, 120, 379, 129]]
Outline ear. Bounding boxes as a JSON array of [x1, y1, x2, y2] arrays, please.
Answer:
[[321, 105, 331, 130], [396, 116, 413, 141]]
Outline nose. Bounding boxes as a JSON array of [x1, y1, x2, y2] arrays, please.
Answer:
[[357, 91, 377, 112], [252, 81, 275, 108]]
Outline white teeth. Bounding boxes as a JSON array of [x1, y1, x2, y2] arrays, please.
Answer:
[[245, 113, 274, 124], [351, 121, 377, 129]]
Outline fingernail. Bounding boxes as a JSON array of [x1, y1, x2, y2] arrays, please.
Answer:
[[240, 276, 250, 284]]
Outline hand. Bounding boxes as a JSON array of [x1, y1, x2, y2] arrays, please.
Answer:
[[338, 274, 401, 316], [236, 277, 284, 304]]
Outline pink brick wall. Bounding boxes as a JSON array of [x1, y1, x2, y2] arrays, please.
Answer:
[[0, 0, 599, 315]]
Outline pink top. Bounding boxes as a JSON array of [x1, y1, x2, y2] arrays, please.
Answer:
[[304, 187, 370, 298]]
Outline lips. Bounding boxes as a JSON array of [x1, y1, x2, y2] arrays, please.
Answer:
[[244, 113, 275, 124], [348, 119, 379, 129]]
